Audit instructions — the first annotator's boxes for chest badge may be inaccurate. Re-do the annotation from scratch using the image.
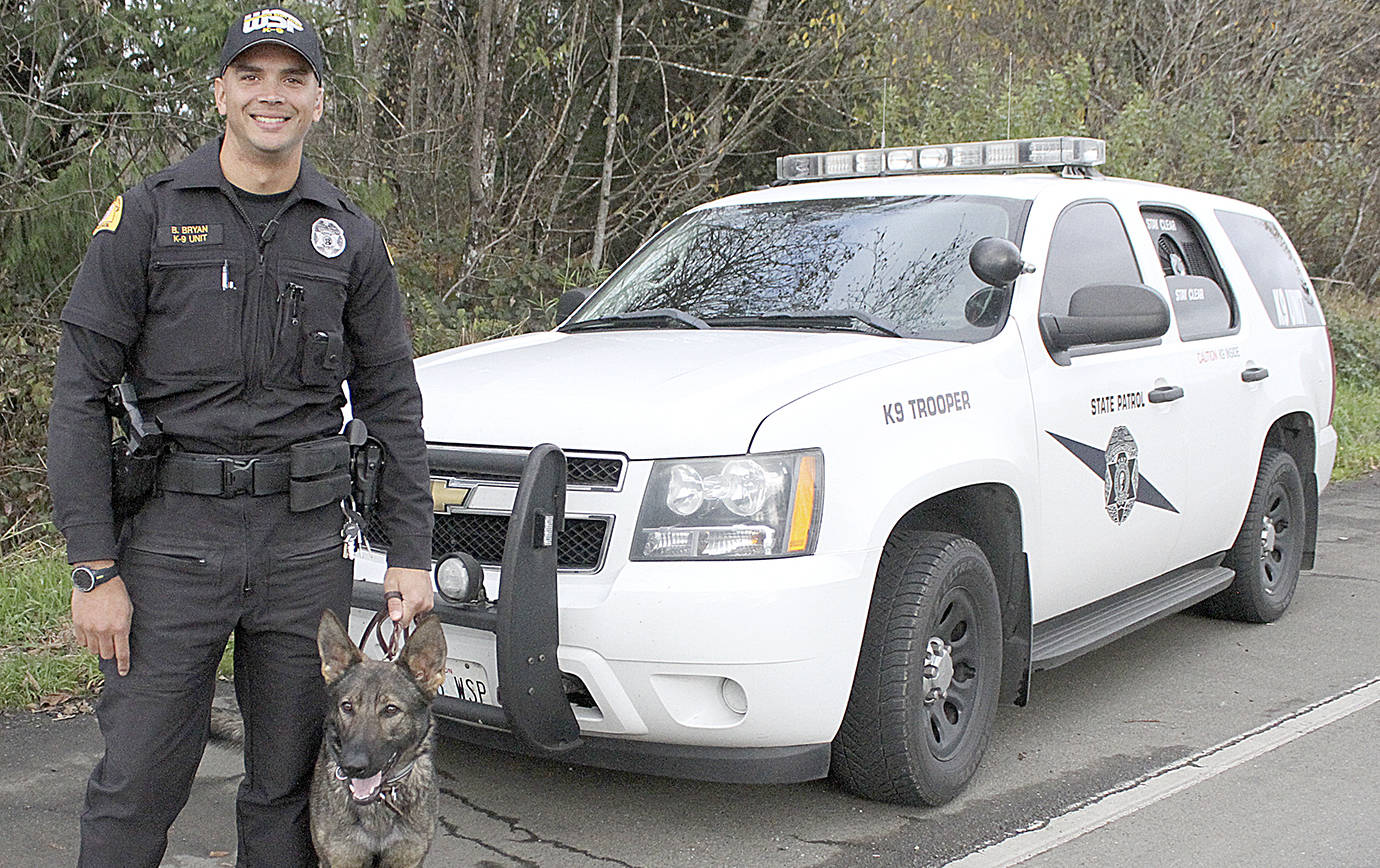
[312,218,347,258]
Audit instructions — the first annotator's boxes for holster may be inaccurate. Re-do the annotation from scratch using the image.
[342,418,385,521]
[350,437,385,520]
[110,437,161,521]
[106,382,165,524]
[288,436,352,512]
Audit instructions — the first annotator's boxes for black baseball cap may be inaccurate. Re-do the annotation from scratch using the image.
[219,8,324,81]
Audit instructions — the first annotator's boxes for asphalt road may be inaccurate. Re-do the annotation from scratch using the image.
[2,473,1376,867]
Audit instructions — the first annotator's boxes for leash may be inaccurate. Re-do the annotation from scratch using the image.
[358,591,409,661]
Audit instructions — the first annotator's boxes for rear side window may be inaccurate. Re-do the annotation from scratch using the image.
[1141,208,1236,341]
[1215,210,1323,328]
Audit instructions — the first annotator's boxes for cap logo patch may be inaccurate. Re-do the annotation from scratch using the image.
[312,218,346,258]
[93,195,123,235]
[243,9,304,35]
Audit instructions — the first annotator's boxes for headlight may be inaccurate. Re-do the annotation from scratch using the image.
[632,449,823,560]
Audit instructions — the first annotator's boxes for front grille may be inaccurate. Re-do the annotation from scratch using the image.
[428,446,625,490]
[568,456,623,488]
[367,512,610,571]
[364,445,620,571]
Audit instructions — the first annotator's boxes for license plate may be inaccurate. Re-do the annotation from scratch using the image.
[441,658,495,705]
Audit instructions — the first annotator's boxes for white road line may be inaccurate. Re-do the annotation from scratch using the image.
[948,676,1380,868]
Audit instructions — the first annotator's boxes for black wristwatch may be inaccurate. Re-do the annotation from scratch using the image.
[71,563,120,593]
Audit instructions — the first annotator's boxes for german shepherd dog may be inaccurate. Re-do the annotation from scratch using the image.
[310,609,448,868]
[208,611,447,866]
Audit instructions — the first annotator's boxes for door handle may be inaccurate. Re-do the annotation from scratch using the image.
[1241,367,1270,383]
[1148,385,1184,403]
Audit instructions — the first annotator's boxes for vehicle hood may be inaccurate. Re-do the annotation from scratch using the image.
[414,329,955,457]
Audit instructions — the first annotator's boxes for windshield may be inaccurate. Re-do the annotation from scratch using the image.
[570,195,1029,341]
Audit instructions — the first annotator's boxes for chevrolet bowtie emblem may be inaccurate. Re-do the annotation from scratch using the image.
[430,478,472,514]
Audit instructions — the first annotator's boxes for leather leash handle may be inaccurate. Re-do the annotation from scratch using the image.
[357,602,411,661]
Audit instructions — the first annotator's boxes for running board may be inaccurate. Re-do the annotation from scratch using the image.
[1031,563,1235,670]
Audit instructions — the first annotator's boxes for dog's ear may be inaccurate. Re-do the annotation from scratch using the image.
[317,609,363,684]
[398,614,448,695]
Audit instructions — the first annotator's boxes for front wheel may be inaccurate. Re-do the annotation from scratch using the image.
[1202,448,1306,623]
[831,530,1002,805]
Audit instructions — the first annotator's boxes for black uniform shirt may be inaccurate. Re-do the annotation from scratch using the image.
[49,139,432,568]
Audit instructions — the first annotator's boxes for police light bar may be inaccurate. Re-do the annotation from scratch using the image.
[776,136,1106,182]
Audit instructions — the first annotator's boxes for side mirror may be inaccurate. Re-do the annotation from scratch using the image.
[1039,283,1171,351]
[554,287,592,325]
[969,237,1026,287]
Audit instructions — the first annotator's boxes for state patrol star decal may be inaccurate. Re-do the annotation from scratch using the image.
[1047,428,1178,524]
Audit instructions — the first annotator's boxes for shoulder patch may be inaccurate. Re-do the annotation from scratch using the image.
[93,196,123,235]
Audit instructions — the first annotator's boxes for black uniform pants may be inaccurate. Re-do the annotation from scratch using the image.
[78,490,352,868]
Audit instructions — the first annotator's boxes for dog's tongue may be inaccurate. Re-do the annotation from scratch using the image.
[349,771,383,801]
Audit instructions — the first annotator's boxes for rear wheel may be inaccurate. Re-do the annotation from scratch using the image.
[1202,448,1305,623]
[831,530,1002,805]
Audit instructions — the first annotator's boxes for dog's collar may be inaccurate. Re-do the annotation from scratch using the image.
[384,758,417,786]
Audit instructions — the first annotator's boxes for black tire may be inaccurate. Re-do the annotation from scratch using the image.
[831,530,1002,805]
[1201,448,1306,623]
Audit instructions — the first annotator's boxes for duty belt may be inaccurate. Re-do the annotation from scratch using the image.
[157,437,353,511]
[159,453,291,497]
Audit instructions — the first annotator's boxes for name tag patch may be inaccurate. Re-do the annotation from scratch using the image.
[159,224,224,246]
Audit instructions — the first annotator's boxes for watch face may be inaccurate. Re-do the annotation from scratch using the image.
[72,567,96,592]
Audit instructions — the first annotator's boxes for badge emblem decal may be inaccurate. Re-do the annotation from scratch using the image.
[1103,425,1139,523]
[1047,429,1178,522]
[312,218,346,258]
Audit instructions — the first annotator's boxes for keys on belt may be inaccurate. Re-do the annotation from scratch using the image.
[340,500,366,560]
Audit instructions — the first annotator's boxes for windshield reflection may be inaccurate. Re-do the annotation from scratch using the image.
[573,196,1028,341]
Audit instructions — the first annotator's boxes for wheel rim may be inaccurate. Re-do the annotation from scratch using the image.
[1258,478,1298,594]
[921,585,984,761]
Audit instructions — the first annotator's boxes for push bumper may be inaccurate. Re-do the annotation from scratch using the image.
[351,444,868,784]
[356,444,579,754]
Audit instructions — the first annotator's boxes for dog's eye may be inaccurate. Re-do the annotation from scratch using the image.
[339,700,354,715]
[381,703,401,717]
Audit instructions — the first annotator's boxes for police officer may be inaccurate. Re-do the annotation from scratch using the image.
[46,8,433,866]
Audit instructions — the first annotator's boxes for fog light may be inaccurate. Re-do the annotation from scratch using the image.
[435,552,485,604]
[720,678,748,715]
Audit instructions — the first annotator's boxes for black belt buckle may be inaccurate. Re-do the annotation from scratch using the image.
[220,457,258,497]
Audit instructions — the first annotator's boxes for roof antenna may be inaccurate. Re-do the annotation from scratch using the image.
[1006,53,1013,139]
[881,74,888,150]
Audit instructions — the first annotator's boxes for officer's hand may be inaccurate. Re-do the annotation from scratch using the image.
[71,577,133,677]
[383,566,433,628]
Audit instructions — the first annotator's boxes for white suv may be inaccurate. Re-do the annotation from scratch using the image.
[351,136,1336,805]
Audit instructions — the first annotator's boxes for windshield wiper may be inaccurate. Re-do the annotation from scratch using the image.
[563,308,711,332]
[705,309,911,338]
